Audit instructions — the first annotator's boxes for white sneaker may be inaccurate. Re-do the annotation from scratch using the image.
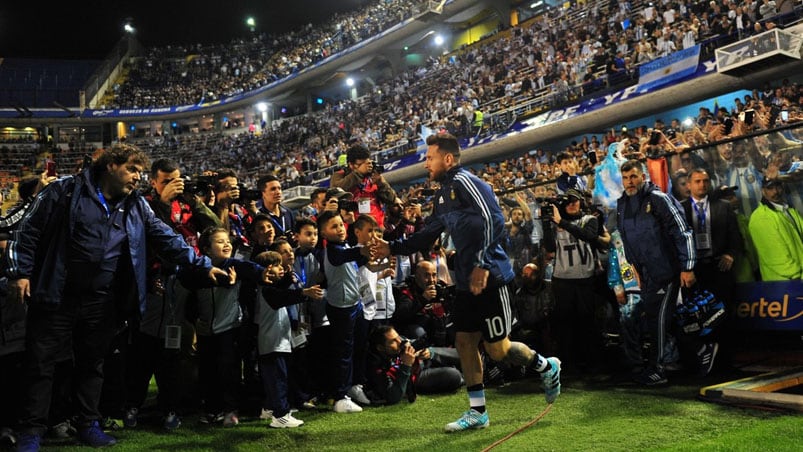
[333,396,363,413]
[222,411,239,427]
[347,384,371,406]
[270,413,304,429]
[261,407,297,420]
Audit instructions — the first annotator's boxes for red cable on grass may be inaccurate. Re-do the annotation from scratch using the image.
[481,403,554,452]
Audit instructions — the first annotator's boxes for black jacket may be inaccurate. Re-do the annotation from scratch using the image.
[680,197,742,261]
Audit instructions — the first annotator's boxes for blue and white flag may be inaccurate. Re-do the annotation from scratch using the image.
[638,45,700,93]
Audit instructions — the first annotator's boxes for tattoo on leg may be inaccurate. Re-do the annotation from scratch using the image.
[504,341,535,366]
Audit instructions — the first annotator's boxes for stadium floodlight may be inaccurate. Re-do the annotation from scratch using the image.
[346,77,355,87]
[256,102,268,112]
[246,16,256,32]
[123,17,135,34]
[434,35,444,46]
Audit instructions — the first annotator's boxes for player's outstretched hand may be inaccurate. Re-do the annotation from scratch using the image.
[470,267,489,295]
[371,237,391,260]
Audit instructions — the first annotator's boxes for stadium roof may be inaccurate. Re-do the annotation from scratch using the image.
[0,0,376,59]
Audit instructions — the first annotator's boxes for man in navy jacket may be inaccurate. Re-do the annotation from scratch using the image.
[3,144,225,452]
[617,159,696,386]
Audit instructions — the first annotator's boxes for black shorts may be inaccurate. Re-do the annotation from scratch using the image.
[451,283,513,343]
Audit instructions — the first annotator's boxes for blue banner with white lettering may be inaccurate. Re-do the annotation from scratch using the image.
[730,280,803,331]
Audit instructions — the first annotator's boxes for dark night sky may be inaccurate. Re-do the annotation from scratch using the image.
[0,0,372,60]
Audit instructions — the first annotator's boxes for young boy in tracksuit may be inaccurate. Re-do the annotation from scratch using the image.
[317,210,372,413]
[291,218,330,401]
[179,227,270,427]
[252,250,323,428]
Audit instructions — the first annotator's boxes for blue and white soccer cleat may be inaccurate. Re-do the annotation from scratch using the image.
[541,357,561,404]
[444,409,490,433]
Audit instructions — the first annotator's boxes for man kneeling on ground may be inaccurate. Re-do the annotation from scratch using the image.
[366,325,463,405]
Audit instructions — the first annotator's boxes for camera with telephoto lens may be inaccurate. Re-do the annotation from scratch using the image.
[399,335,426,351]
[435,284,456,309]
[182,175,217,197]
[338,199,358,211]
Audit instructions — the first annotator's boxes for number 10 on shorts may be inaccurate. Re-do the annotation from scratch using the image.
[485,316,505,339]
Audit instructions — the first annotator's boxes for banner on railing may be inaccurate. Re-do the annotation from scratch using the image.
[638,45,701,93]
[730,280,803,331]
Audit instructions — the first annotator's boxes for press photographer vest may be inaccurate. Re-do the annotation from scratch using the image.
[553,214,597,279]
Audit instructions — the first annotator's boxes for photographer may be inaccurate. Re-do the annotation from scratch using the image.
[366,325,463,405]
[502,192,534,275]
[122,159,223,430]
[330,144,401,228]
[324,187,358,245]
[639,127,677,158]
[0,173,54,443]
[542,189,603,374]
[383,197,426,284]
[510,260,555,355]
[392,261,456,348]
[212,169,253,259]
[147,160,221,253]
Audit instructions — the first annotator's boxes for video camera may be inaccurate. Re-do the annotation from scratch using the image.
[536,195,570,222]
[236,184,262,204]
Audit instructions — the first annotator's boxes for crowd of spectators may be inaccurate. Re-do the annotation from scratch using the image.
[0,145,42,180]
[388,81,802,382]
[116,75,802,206]
[1,99,798,444]
[105,0,802,127]
[108,0,430,109]
[454,81,803,215]
[95,0,802,196]
[1,22,802,447]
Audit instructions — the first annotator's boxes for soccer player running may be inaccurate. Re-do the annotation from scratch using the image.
[373,132,560,432]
